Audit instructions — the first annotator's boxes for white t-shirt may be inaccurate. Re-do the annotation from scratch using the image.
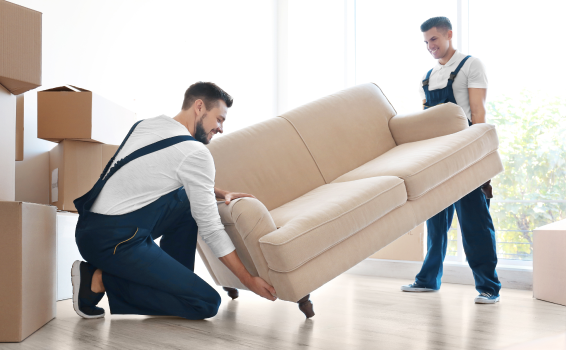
[419,50,488,120]
[90,115,235,258]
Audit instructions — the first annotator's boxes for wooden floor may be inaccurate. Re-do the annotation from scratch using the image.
[2,262,565,350]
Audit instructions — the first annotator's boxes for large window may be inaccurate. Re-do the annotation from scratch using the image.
[469,0,566,263]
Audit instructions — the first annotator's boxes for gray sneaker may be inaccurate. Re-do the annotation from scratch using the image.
[400,282,438,292]
[474,292,500,304]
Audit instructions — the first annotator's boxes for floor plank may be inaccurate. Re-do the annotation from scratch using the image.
[1,262,565,350]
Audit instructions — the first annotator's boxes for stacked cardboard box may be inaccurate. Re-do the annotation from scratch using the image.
[533,219,566,307]
[0,202,56,343]
[37,85,136,211]
[0,0,41,199]
[0,2,56,343]
[49,140,119,211]
[0,0,42,95]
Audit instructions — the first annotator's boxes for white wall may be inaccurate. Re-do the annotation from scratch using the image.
[11,0,277,204]
[283,0,348,112]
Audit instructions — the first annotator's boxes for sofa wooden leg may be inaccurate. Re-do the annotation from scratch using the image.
[223,287,239,300]
[297,294,315,318]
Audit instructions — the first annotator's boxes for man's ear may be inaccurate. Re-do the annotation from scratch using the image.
[194,99,205,115]
[447,30,453,40]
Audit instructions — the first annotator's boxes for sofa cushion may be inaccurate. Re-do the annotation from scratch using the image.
[259,176,406,273]
[207,117,326,211]
[332,124,499,200]
[279,83,397,183]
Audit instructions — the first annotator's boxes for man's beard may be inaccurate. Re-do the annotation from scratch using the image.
[194,114,210,144]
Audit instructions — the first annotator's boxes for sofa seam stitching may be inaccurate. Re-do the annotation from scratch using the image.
[278,116,328,184]
[371,82,398,117]
[260,180,406,247]
[241,215,264,241]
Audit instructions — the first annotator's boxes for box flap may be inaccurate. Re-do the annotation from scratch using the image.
[40,85,90,93]
[68,85,90,92]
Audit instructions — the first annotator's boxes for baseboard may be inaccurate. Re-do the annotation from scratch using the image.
[346,258,533,290]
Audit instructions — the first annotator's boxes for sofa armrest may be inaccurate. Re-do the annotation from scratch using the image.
[217,197,277,284]
[389,102,469,145]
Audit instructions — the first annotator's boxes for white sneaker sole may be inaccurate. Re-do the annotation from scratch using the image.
[71,260,105,319]
[474,296,500,304]
[400,286,438,292]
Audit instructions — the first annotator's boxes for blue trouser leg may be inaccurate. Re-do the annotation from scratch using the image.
[415,204,455,289]
[151,189,199,271]
[455,187,501,296]
[75,189,221,320]
[77,225,220,319]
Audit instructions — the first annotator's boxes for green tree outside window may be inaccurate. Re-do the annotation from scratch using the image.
[487,92,566,260]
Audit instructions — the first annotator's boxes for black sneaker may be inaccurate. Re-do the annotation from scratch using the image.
[71,260,106,319]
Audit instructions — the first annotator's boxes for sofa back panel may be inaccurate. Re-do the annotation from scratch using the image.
[279,83,398,183]
[207,117,325,211]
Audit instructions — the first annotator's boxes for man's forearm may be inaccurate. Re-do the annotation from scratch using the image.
[471,108,486,124]
[218,250,252,285]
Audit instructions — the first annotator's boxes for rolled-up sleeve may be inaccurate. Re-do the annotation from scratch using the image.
[176,148,235,258]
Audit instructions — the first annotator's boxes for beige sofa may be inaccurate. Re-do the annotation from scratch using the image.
[196,83,503,317]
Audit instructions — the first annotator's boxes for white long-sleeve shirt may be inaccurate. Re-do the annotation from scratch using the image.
[90,115,235,258]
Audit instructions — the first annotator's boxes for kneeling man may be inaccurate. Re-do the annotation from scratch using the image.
[72,82,276,320]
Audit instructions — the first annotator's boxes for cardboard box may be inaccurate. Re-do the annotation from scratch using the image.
[533,219,566,306]
[370,223,425,261]
[0,83,16,201]
[0,201,56,343]
[49,140,119,212]
[38,85,136,144]
[56,212,81,301]
[16,94,24,161]
[0,0,42,95]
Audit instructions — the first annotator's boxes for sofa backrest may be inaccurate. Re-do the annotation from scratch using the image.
[207,117,325,211]
[279,83,397,183]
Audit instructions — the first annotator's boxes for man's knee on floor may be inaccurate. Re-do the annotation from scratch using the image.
[184,288,221,319]
[205,289,222,318]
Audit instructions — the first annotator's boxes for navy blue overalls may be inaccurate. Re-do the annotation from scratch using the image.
[74,120,221,319]
[416,56,501,295]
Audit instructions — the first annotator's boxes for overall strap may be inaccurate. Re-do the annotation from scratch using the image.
[422,68,434,86]
[448,55,472,81]
[100,120,144,180]
[102,135,196,181]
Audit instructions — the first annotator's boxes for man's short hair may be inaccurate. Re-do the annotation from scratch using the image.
[420,16,452,33]
[182,82,233,110]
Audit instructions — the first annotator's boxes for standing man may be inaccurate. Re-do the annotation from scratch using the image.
[71,82,276,320]
[401,17,501,304]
